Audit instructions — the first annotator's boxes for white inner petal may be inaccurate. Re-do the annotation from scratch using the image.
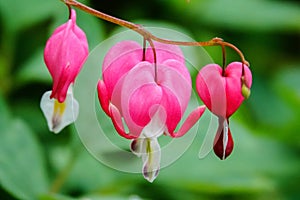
[40,87,79,133]
[129,105,165,182]
[141,105,166,138]
[142,137,161,183]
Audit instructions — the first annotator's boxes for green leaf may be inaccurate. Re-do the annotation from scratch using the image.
[11,99,51,135]
[0,0,62,34]
[248,78,295,128]
[16,48,52,85]
[274,66,300,105]
[40,193,139,200]
[0,94,11,131]
[172,0,300,32]
[83,195,144,200]
[40,193,77,200]
[49,143,120,193]
[270,66,300,146]
[0,119,49,200]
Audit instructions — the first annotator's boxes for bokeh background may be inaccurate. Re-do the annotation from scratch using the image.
[0,0,300,199]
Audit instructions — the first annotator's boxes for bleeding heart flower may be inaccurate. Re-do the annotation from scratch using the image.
[196,62,252,159]
[40,9,89,133]
[98,41,205,182]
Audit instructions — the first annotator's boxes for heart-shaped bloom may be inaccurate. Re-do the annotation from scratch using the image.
[40,9,89,133]
[98,41,205,182]
[196,62,252,159]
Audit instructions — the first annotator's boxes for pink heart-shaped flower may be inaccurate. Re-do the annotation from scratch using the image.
[196,62,252,118]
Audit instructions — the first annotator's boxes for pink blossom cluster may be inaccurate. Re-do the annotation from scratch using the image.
[40,9,252,182]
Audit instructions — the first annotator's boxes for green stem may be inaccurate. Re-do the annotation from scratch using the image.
[0,31,15,96]
[221,44,226,75]
[49,151,77,193]
[49,134,81,194]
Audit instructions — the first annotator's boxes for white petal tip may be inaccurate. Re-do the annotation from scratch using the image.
[40,89,79,134]
[143,166,160,183]
[139,138,161,183]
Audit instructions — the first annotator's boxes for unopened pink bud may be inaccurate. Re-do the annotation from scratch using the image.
[44,9,89,103]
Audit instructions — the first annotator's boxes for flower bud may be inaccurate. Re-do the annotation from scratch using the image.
[41,9,88,133]
[241,76,251,99]
[44,9,89,103]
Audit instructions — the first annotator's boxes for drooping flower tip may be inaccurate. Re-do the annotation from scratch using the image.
[143,165,160,183]
[44,8,89,103]
[141,138,161,183]
[213,127,234,160]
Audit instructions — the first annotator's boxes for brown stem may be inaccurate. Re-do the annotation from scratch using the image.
[147,39,158,83]
[63,0,140,31]
[66,3,71,19]
[142,38,158,82]
[63,0,249,66]
[142,38,146,61]
[221,44,226,75]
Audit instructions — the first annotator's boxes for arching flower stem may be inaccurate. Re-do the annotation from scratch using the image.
[66,3,72,19]
[147,39,158,83]
[62,0,249,66]
[142,37,158,82]
[142,38,146,61]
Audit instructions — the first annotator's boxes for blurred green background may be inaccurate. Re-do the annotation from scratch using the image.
[0,0,300,199]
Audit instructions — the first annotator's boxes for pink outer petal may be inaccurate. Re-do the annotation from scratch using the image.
[102,41,142,71]
[157,59,192,132]
[109,104,136,139]
[44,9,88,102]
[159,87,182,133]
[100,41,190,139]
[145,41,185,64]
[97,80,110,116]
[102,41,143,99]
[44,21,72,95]
[196,64,227,118]
[119,62,159,138]
[225,62,252,117]
[71,10,89,52]
[168,105,206,138]
[120,61,192,138]
[158,60,191,115]
[128,84,163,127]
[162,59,191,89]
[102,41,187,102]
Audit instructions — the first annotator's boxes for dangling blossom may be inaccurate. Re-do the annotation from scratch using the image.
[40,9,89,133]
[98,41,206,182]
[196,62,252,159]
